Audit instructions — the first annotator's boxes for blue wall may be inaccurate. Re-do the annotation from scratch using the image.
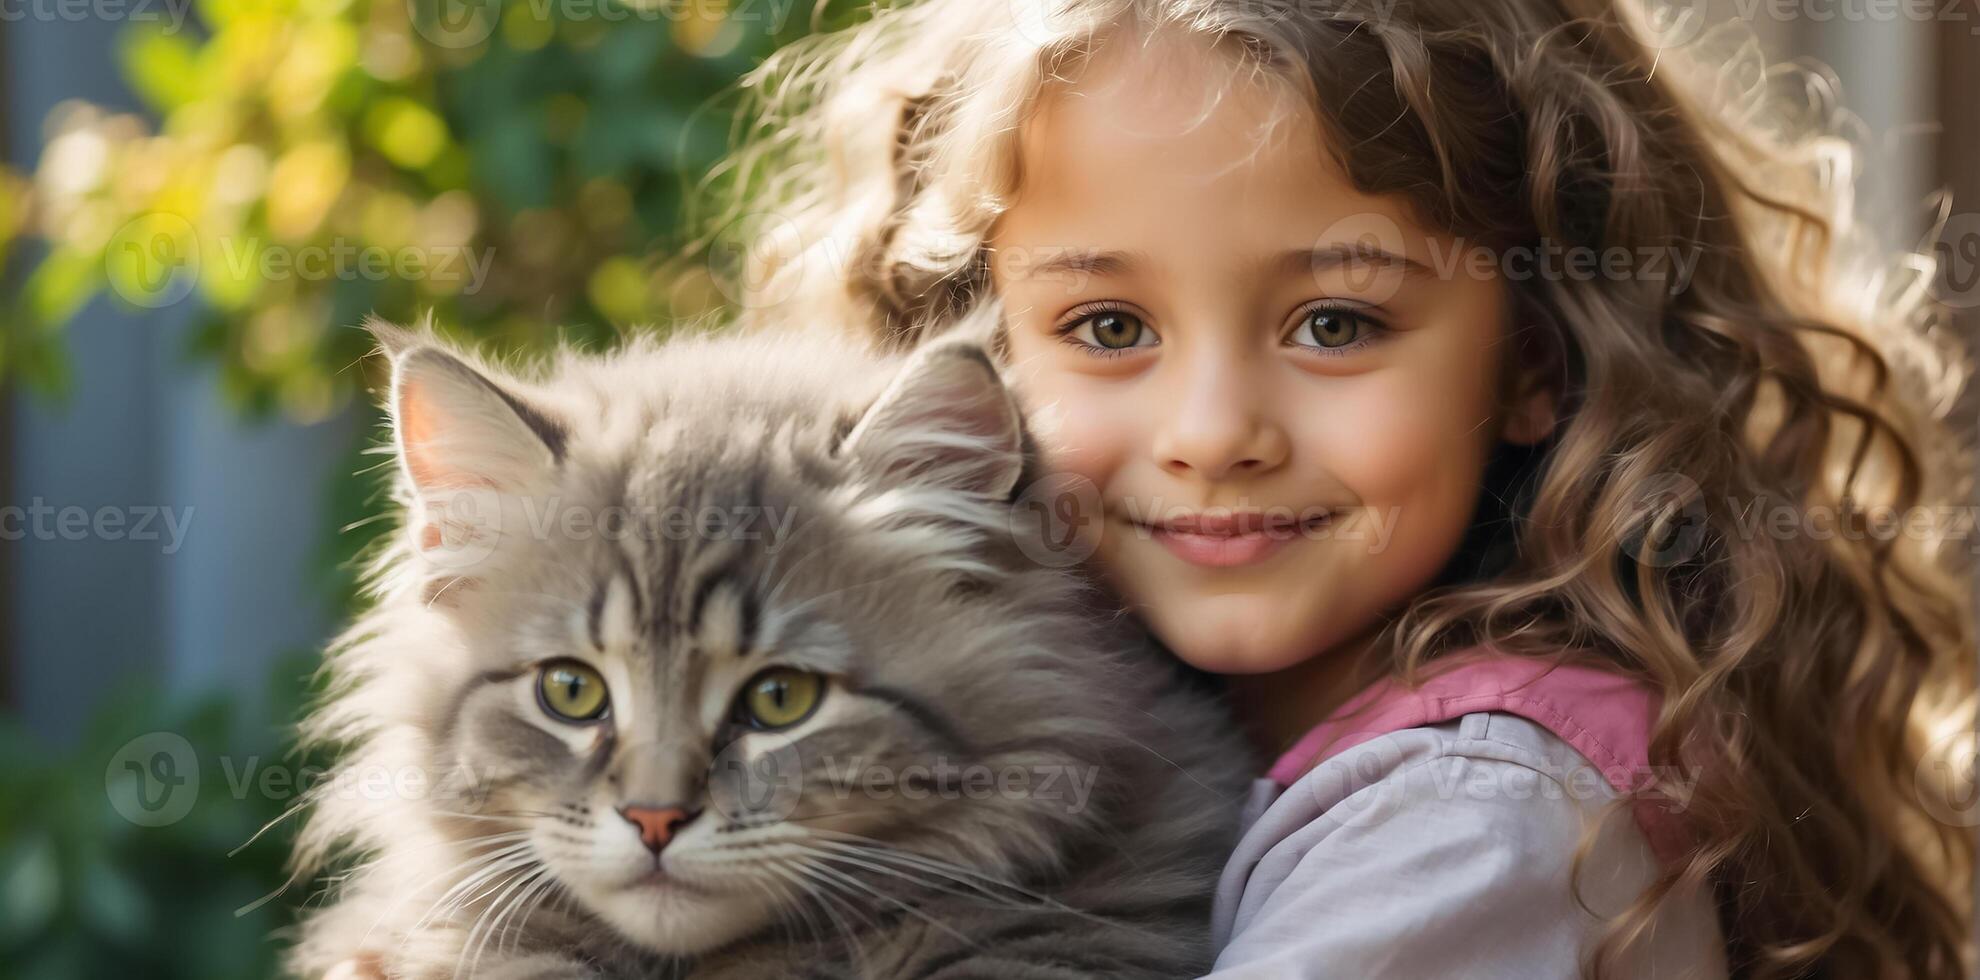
[5,16,354,744]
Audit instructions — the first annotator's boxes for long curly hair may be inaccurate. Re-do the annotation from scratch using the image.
[693,1,1980,975]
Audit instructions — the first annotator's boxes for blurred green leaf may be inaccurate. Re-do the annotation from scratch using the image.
[0,835,61,946]
[119,27,205,112]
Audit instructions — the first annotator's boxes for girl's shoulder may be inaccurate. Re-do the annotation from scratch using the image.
[1203,649,1728,979]
[1267,645,1687,862]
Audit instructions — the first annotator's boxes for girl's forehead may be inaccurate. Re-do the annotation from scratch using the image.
[1031,28,1304,154]
[1000,36,1441,279]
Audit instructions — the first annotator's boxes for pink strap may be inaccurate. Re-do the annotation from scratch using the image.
[1267,646,1690,867]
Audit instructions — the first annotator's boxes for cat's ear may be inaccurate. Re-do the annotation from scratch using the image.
[370,317,565,494]
[841,339,1025,499]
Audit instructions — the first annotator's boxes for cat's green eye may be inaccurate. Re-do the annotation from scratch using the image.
[537,660,610,722]
[735,667,824,730]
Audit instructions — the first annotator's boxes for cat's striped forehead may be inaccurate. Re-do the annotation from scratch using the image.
[552,435,849,676]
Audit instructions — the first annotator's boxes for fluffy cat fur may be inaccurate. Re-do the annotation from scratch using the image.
[285,312,1251,979]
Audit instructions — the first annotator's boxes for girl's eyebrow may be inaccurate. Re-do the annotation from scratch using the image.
[1022,248,1148,279]
[1014,243,1434,282]
[1282,243,1435,280]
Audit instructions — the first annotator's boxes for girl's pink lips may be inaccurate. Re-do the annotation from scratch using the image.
[1131,510,1332,569]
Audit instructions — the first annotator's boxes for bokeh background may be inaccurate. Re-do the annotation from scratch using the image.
[0,0,1974,977]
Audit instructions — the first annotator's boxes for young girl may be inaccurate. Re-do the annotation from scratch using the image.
[711,0,1980,975]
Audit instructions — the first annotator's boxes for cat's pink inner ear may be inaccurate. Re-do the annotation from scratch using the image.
[387,347,562,495]
[397,373,495,491]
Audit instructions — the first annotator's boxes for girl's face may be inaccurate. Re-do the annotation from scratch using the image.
[991,36,1550,676]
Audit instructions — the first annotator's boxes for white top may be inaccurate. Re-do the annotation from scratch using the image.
[1202,711,1730,978]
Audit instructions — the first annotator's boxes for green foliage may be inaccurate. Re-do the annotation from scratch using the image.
[0,654,329,980]
[1,0,854,415]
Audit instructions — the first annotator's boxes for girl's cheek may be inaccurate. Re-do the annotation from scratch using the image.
[1014,373,1137,487]
[1292,369,1494,564]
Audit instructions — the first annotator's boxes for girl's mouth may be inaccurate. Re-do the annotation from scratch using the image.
[1130,510,1331,569]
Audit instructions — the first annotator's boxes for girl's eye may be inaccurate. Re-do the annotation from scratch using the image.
[1059,307,1157,356]
[1286,305,1384,354]
[734,667,826,730]
[537,660,610,722]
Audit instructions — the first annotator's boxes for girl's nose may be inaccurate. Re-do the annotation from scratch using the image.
[1152,356,1290,482]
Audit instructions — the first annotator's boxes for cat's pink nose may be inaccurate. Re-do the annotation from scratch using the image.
[618,805,694,854]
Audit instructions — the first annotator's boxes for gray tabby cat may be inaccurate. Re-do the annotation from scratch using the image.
[285,312,1251,980]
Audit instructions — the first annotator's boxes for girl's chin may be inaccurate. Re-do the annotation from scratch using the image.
[1146,608,1329,676]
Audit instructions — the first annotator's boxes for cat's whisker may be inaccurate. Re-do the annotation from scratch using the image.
[740,845,884,936]
[459,865,546,980]
[357,833,533,948]
[802,832,1161,937]
[753,865,832,955]
[801,843,1034,912]
[492,868,559,962]
[231,782,333,858]
[765,860,870,970]
[427,808,569,828]
[401,846,540,948]
[799,859,976,948]
[768,859,879,942]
